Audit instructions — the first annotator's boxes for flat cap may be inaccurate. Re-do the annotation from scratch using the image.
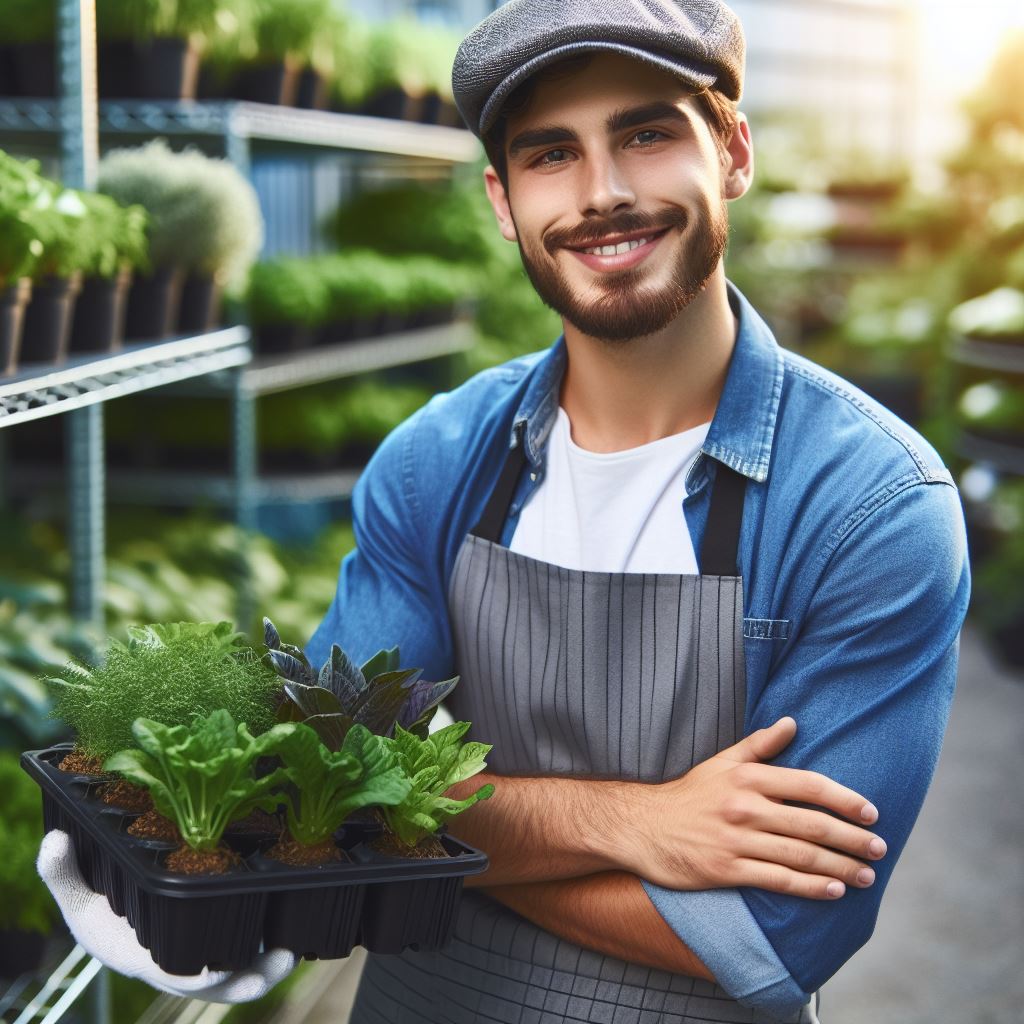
[453,0,745,140]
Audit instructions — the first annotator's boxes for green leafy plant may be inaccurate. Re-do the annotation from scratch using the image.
[949,288,1024,341]
[95,0,230,42]
[0,0,55,44]
[378,722,494,852]
[45,621,281,761]
[77,191,150,279]
[247,257,330,328]
[249,0,329,64]
[274,722,410,848]
[0,751,58,933]
[0,151,49,286]
[105,711,294,852]
[99,141,262,287]
[264,618,458,749]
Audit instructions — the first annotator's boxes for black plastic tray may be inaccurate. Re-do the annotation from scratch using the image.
[23,744,489,973]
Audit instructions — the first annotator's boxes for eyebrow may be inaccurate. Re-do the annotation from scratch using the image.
[507,101,692,160]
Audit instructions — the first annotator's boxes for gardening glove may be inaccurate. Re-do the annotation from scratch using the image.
[37,830,296,1003]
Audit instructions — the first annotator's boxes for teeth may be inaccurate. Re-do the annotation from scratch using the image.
[583,237,650,256]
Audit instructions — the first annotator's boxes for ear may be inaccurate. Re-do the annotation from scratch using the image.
[483,165,519,243]
[723,113,754,201]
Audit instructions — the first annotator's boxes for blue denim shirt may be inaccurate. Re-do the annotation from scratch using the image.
[307,282,971,1019]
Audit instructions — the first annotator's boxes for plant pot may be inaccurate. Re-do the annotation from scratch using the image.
[362,87,424,122]
[124,267,184,341]
[0,44,14,95]
[254,323,313,353]
[69,268,132,354]
[295,67,327,110]
[0,928,49,979]
[990,621,1024,670]
[0,278,32,377]
[97,39,134,98]
[177,274,221,335]
[9,41,56,97]
[844,372,923,426]
[130,37,199,101]
[20,273,83,366]
[23,746,490,970]
[230,61,298,106]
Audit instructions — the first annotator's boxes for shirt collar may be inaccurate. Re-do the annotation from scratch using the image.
[512,281,785,484]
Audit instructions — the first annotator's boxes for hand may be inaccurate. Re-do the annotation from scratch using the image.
[37,830,295,1002]
[610,718,888,900]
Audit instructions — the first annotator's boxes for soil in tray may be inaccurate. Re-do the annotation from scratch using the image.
[128,810,180,844]
[58,749,106,775]
[99,780,153,813]
[226,808,280,836]
[265,835,346,867]
[165,845,241,875]
[370,832,449,859]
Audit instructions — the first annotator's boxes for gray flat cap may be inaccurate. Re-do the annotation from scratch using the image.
[453,0,745,140]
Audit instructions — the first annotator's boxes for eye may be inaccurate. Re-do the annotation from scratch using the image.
[631,129,665,147]
[536,148,572,166]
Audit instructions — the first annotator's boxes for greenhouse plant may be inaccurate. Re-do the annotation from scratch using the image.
[0,0,56,97]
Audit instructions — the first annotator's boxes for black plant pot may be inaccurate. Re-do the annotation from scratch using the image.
[0,278,32,377]
[230,61,298,106]
[295,67,327,110]
[123,267,184,341]
[362,87,423,122]
[0,929,49,980]
[9,41,56,97]
[990,621,1024,670]
[254,323,313,353]
[20,274,82,366]
[131,37,199,101]
[69,268,132,354]
[177,274,221,335]
[97,39,136,98]
[0,44,15,95]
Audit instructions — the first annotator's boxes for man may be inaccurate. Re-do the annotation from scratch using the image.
[38,1,969,1021]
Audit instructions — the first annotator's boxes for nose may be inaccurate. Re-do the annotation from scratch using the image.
[578,150,636,218]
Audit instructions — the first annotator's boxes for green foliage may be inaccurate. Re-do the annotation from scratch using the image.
[78,191,150,278]
[0,0,55,45]
[275,722,410,846]
[957,381,1024,433]
[361,18,458,97]
[247,258,330,327]
[0,151,48,286]
[973,481,1024,630]
[99,140,264,284]
[95,0,229,42]
[0,751,57,933]
[46,621,281,760]
[250,0,329,64]
[105,711,294,852]
[949,288,1024,340]
[378,722,494,850]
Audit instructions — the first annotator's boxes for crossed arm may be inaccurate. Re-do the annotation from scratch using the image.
[445,717,886,985]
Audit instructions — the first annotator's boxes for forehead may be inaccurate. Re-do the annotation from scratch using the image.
[504,52,694,137]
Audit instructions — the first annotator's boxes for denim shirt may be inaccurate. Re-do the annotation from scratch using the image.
[307,282,971,1019]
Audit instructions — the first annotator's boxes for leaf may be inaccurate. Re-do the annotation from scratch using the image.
[320,645,366,709]
[263,617,282,651]
[303,711,354,753]
[396,675,459,736]
[352,672,412,736]
[268,648,317,687]
[359,646,400,682]
[283,681,342,720]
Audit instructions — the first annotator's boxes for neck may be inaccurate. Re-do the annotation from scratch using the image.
[559,268,737,453]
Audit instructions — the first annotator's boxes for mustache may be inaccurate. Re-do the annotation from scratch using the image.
[544,208,687,256]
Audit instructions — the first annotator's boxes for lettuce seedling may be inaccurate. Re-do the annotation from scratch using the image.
[378,722,495,851]
[104,710,296,853]
[275,722,411,847]
[263,617,458,749]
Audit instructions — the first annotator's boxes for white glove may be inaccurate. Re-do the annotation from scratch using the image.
[37,830,296,1003]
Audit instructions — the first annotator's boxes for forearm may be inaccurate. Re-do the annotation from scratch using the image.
[446,772,631,886]
[482,872,714,982]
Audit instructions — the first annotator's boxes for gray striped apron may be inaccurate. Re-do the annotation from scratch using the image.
[352,429,818,1023]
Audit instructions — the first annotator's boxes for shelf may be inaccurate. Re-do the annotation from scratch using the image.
[0,327,251,428]
[949,336,1024,376]
[958,432,1024,477]
[0,99,480,164]
[177,319,476,397]
[14,466,362,506]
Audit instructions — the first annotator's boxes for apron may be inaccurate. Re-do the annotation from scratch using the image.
[351,426,820,1023]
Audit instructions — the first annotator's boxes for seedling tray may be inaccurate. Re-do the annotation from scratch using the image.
[23,744,489,973]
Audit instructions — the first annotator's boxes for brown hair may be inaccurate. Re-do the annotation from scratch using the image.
[483,55,740,192]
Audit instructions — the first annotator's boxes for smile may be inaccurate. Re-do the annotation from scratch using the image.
[566,228,671,272]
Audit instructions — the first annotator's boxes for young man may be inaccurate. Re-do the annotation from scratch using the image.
[38,1,969,1020]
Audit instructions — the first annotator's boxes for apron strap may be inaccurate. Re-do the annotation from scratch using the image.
[471,422,528,542]
[700,460,747,577]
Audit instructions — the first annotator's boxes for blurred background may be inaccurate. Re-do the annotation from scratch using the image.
[0,0,1021,1021]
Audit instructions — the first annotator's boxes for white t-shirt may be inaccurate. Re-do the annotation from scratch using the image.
[509,407,711,574]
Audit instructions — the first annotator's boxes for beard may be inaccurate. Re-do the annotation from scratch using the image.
[512,194,729,343]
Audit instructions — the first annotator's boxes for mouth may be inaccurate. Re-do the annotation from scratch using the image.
[564,226,673,273]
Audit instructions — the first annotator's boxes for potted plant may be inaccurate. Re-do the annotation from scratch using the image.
[95,0,229,100]
[0,751,59,979]
[0,0,56,98]
[19,186,92,366]
[247,257,329,351]
[361,19,438,122]
[68,192,149,354]
[949,287,1024,346]
[0,150,44,375]
[228,0,328,106]
[326,16,373,115]
[99,138,262,339]
[105,711,294,874]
